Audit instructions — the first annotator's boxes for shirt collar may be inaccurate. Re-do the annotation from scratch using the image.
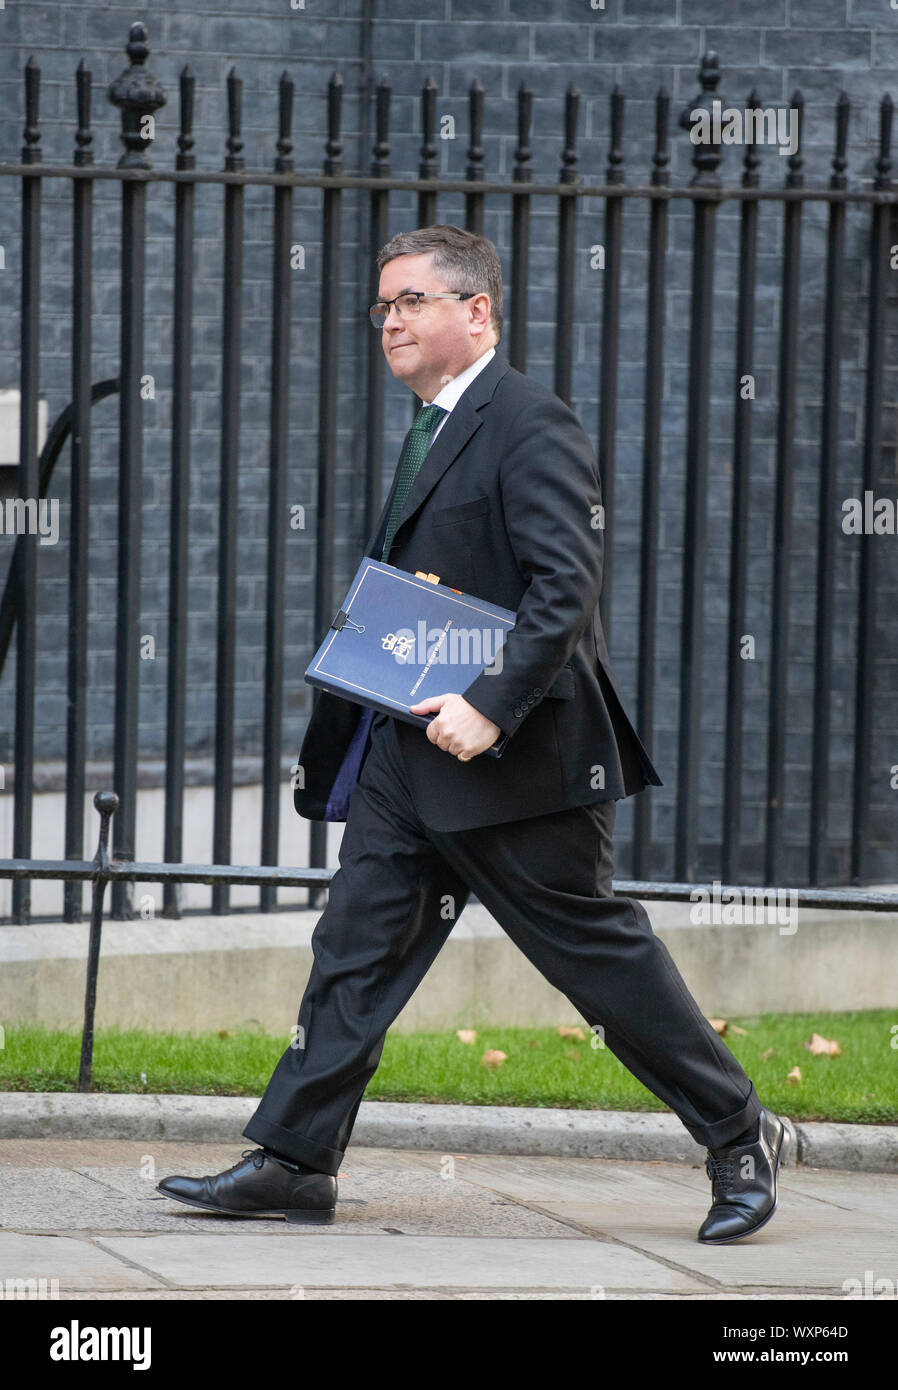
[423,345,496,412]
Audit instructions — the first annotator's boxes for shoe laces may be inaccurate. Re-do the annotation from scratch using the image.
[705,1154,736,1192]
[224,1148,267,1174]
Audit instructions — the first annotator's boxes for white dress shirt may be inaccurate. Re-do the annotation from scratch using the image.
[423,345,496,445]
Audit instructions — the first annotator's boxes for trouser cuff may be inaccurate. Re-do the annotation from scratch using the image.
[679,1081,764,1150]
[243,1112,344,1177]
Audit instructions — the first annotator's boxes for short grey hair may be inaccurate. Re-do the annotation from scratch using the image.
[376,224,503,342]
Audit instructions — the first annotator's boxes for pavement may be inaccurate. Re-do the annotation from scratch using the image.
[2,1096,898,1301]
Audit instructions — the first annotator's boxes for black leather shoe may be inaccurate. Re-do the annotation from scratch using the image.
[697,1108,792,1244]
[156,1149,337,1224]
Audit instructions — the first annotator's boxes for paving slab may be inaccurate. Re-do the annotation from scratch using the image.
[93,1232,706,1295]
[0,1232,167,1292]
[778,1167,898,1218]
[581,1197,898,1295]
[1,1142,582,1240]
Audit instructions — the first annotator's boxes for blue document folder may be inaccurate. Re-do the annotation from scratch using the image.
[305,558,517,758]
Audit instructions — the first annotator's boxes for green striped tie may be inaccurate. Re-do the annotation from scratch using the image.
[381,403,447,563]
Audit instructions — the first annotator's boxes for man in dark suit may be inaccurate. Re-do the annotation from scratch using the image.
[158,225,789,1242]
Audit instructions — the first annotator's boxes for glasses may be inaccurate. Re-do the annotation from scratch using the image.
[367,290,475,327]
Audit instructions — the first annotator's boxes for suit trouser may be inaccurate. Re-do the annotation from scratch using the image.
[243,713,762,1175]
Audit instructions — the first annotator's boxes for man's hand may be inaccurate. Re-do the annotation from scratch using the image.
[409,693,501,761]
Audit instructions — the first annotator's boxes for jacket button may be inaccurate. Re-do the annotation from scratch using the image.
[513,707,522,718]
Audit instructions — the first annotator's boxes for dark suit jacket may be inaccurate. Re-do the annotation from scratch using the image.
[294,349,662,832]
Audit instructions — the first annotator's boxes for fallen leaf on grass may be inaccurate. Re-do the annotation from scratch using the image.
[803,1032,841,1057]
[456,1029,477,1044]
[730,1025,748,1036]
[558,1025,586,1041]
[708,1018,728,1036]
[482,1049,507,1069]
[759,1048,775,1061]
[785,1066,802,1084]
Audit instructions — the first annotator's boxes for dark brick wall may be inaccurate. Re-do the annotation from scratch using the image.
[0,0,895,883]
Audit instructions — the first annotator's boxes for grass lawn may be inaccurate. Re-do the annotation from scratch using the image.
[1,1012,895,1123]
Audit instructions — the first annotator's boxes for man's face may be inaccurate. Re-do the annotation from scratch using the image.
[377,252,494,401]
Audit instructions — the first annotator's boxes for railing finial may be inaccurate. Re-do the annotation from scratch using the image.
[680,50,723,189]
[107,22,167,171]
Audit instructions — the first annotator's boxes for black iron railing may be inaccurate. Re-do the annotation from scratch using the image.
[1,23,896,929]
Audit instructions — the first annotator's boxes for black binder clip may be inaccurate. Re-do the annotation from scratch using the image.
[331,609,365,635]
